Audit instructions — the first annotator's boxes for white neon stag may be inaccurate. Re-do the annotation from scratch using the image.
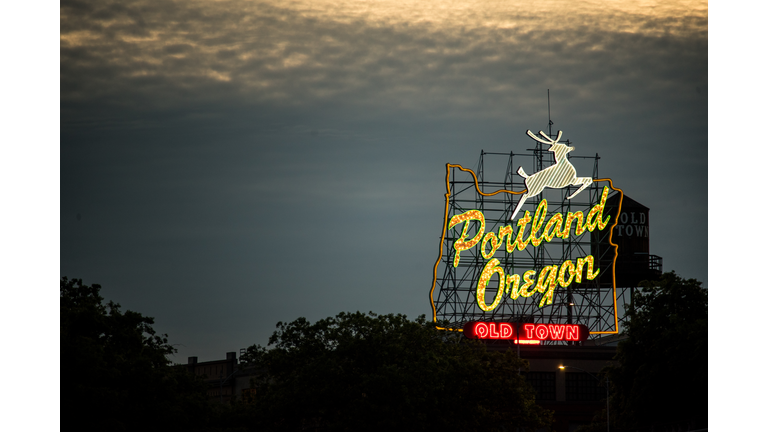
[509,130,593,220]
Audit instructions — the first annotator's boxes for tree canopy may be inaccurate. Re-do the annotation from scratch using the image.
[234,311,553,432]
[60,277,211,432]
[595,272,708,431]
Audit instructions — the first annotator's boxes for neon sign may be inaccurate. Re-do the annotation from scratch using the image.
[451,191,609,310]
[429,129,625,335]
[463,321,590,342]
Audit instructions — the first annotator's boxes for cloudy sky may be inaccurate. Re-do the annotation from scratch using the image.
[57,0,708,362]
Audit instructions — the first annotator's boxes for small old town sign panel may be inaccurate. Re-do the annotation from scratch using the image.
[463,321,590,343]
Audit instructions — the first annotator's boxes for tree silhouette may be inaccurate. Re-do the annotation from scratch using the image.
[234,311,553,432]
[60,277,211,432]
[583,272,707,432]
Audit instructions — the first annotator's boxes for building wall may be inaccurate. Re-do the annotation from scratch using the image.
[185,352,238,403]
[486,342,616,432]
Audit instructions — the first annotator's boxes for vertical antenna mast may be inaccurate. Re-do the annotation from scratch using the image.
[547,89,553,138]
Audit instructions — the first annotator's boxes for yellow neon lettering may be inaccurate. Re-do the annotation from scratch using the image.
[594,186,611,231]
[519,270,537,297]
[514,211,532,251]
[506,274,521,300]
[575,255,600,282]
[528,199,548,247]
[543,213,564,242]
[585,206,600,232]
[480,232,501,260]
[432,165,622,331]
[584,187,611,232]
[499,225,516,253]
[476,258,505,311]
[562,211,585,238]
[536,265,559,307]
[449,210,485,267]
[558,260,576,288]
[596,186,611,230]
[535,265,558,294]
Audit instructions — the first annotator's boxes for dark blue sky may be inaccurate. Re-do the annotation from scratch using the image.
[56,0,711,363]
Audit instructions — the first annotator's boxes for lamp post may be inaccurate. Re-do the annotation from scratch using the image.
[559,365,609,432]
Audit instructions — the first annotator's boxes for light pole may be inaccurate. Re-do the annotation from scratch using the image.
[559,365,609,432]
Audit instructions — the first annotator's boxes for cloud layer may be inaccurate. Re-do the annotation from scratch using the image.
[61,0,708,361]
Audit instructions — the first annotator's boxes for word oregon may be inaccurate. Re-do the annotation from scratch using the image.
[476,256,601,310]
[448,186,611,311]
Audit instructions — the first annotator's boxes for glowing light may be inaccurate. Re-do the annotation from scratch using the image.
[558,260,576,288]
[446,187,611,270]
[549,325,565,339]
[476,258,505,311]
[565,211,586,237]
[520,323,588,341]
[480,232,501,259]
[464,322,589,341]
[500,323,513,338]
[519,270,537,297]
[529,199,548,247]
[475,322,489,338]
[450,189,610,261]
[575,255,600,282]
[428,162,625,335]
[535,265,559,307]
[587,186,611,231]
[496,225,512,252]
[463,321,515,340]
[523,324,535,339]
[489,323,500,338]
[514,211,532,250]
[543,212,564,242]
[449,210,485,267]
[505,274,521,299]
[536,266,557,293]
[484,257,600,308]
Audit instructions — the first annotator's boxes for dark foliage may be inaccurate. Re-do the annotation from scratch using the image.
[582,272,707,432]
[60,277,212,432]
[231,312,553,432]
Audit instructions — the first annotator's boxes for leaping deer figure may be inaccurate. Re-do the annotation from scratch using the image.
[509,130,592,220]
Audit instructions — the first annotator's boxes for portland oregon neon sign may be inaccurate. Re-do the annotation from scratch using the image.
[429,129,624,337]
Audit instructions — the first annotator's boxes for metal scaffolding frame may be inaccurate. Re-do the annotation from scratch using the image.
[432,133,635,343]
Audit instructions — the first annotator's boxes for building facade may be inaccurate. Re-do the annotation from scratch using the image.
[486,338,619,432]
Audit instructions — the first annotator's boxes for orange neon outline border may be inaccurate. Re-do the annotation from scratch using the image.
[429,163,624,335]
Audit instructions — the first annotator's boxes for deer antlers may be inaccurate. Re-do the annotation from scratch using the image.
[525,130,563,145]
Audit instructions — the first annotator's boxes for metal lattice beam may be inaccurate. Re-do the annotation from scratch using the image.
[432,143,634,344]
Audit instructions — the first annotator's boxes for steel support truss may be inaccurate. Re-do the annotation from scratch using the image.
[432,139,635,343]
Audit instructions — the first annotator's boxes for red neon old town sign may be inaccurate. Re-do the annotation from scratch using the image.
[462,321,589,342]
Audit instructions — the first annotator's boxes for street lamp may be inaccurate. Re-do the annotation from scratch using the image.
[559,365,609,432]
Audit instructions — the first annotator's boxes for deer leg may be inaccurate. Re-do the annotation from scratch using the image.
[566,178,593,200]
[510,193,529,221]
